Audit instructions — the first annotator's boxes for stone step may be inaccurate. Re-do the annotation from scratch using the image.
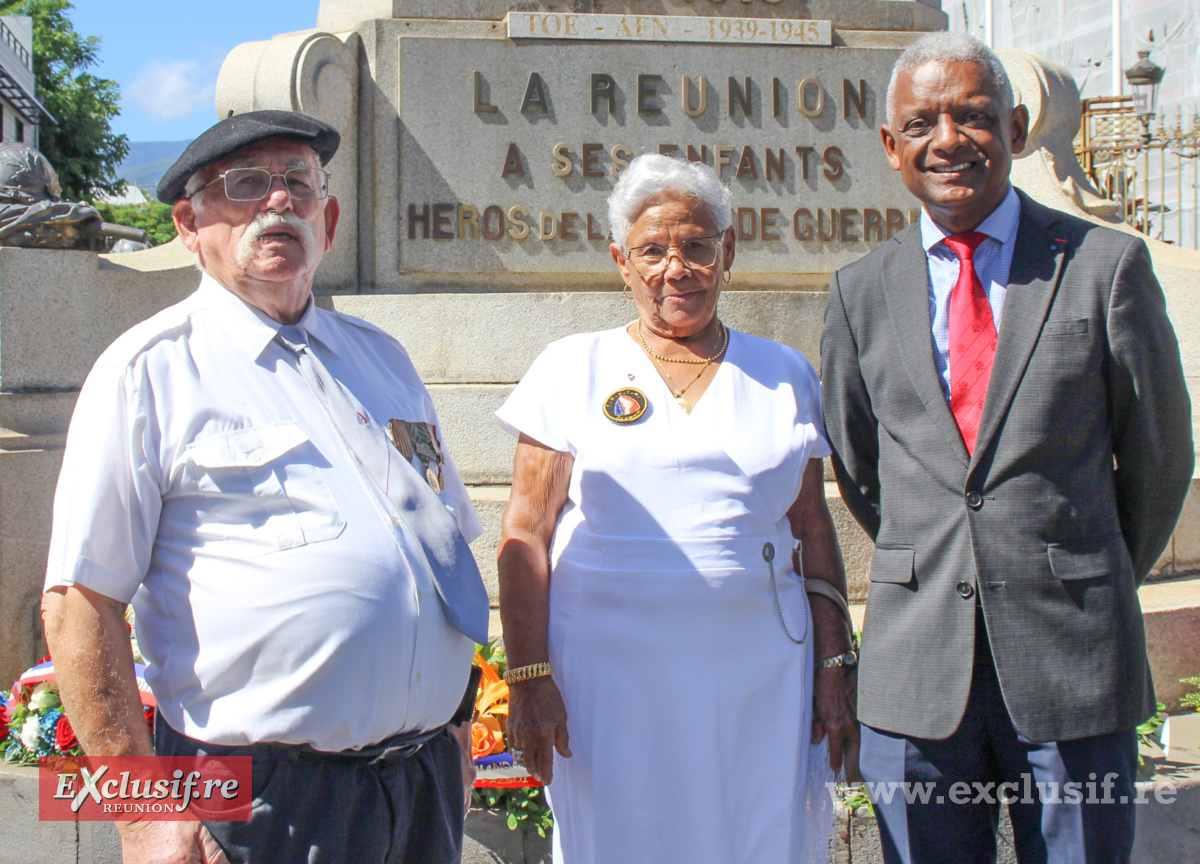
[1141,576,1200,712]
[327,290,827,386]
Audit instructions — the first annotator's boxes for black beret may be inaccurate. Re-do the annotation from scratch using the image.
[156,110,340,204]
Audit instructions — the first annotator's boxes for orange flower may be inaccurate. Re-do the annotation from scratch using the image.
[473,652,510,722]
[471,717,506,760]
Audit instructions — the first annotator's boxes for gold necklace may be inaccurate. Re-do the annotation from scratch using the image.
[637,321,728,413]
[637,320,727,365]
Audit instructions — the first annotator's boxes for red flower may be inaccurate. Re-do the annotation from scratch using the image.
[55,715,79,752]
[0,701,9,743]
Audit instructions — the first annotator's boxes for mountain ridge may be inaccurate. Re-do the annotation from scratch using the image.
[118,140,191,190]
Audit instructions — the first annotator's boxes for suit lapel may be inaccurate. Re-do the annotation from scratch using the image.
[971,195,1067,466]
[883,227,971,467]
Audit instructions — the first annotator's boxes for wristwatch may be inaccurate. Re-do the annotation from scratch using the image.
[816,649,859,670]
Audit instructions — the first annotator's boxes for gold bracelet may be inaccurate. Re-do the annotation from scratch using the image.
[503,661,553,685]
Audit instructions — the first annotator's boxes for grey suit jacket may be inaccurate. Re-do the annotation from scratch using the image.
[821,191,1193,742]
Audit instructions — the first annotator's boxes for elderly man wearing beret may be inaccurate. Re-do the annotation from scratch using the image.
[40,110,489,864]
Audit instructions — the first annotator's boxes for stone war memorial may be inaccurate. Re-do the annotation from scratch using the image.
[2,1,1200,861]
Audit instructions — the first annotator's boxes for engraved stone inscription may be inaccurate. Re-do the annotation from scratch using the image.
[397,36,917,276]
[507,12,833,46]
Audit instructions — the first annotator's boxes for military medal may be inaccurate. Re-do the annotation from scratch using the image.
[388,419,445,490]
[603,388,648,424]
[389,419,414,461]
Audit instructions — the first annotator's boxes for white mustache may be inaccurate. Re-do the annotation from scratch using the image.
[236,211,316,269]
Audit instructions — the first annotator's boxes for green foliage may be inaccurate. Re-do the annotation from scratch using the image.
[472,785,555,837]
[1181,676,1200,712]
[0,0,129,201]
[1135,702,1167,770]
[476,638,507,672]
[96,200,177,247]
[839,784,875,817]
[470,639,552,836]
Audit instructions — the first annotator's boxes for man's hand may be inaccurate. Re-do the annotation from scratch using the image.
[812,666,859,778]
[505,677,571,785]
[449,721,476,813]
[117,820,228,864]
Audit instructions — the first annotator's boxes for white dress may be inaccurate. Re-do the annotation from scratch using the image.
[495,325,835,864]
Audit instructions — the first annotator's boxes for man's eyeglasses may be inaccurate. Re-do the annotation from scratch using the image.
[192,167,331,202]
[625,235,723,274]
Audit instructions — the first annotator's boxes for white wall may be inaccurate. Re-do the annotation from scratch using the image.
[951,0,1200,248]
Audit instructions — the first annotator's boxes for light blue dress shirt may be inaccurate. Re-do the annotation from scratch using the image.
[920,186,1022,401]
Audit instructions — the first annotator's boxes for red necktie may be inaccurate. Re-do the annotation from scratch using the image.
[945,232,995,456]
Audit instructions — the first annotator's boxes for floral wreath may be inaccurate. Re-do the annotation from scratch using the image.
[2,608,155,766]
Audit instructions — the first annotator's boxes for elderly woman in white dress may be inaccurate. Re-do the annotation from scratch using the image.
[494,154,857,864]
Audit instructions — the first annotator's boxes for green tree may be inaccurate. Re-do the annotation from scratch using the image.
[0,0,128,201]
[95,200,177,247]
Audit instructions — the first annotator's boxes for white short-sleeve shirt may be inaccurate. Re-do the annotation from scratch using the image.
[45,275,480,751]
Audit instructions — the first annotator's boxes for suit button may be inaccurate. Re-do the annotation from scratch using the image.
[966,491,983,510]
[957,581,975,599]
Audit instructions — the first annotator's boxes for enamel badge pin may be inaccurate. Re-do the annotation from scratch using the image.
[603,388,648,424]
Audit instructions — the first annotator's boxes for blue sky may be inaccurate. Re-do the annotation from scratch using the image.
[70,1,321,143]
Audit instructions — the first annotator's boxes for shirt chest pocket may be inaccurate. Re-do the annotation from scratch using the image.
[181,423,346,554]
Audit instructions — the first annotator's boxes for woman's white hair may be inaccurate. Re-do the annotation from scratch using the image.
[886,32,1015,126]
[607,153,733,251]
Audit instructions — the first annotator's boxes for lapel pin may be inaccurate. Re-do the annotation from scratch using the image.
[604,388,648,424]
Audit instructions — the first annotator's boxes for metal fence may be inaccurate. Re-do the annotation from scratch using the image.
[1076,95,1200,250]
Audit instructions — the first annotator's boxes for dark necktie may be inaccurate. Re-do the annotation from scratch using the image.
[276,325,489,645]
[944,232,996,456]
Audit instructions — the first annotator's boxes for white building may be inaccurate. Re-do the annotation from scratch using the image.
[0,15,52,149]
[950,0,1200,248]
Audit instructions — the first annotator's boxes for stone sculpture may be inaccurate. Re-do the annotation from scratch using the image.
[0,143,146,250]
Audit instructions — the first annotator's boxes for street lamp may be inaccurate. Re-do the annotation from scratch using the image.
[1122,49,1166,237]
[1125,50,1165,141]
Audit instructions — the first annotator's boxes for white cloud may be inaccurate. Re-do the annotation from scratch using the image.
[126,59,217,120]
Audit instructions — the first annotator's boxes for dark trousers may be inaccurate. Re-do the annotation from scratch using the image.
[859,622,1138,864]
[156,718,465,864]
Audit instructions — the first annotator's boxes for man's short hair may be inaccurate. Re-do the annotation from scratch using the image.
[886,32,1015,126]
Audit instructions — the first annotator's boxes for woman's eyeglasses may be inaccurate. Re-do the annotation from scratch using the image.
[625,235,723,274]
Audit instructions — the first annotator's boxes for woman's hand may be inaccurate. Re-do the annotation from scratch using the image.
[789,457,861,776]
[498,435,575,785]
[506,677,572,784]
[812,666,859,778]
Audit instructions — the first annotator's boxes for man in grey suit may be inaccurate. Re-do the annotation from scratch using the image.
[821,32,1193,864]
